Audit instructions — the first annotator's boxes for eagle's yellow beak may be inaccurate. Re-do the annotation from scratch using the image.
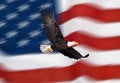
[74,42,79,45]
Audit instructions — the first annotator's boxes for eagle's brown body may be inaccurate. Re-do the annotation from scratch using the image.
[43,24,68,50]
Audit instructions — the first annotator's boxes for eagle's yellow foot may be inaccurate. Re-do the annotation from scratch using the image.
[40,45,53,53]
[48,48,53,52]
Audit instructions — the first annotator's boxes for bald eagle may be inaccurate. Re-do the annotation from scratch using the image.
[40,8,89,60]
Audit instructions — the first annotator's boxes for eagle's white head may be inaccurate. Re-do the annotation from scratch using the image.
[67,41,79,47]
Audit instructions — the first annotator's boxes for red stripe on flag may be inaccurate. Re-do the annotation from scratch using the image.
[0,67,3,78]
[65,31,120,50]
[0,64,5,78]
[3,61,120,83]
[59,4,120,24]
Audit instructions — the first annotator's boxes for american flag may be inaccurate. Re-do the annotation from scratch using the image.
[0,0,120,83]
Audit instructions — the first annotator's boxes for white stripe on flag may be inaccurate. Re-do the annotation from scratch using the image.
[60,18,120,37]
[2,46,120,70]
[57,0,120,13]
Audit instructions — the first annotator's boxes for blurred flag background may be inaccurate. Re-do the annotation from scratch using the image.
[0,0,120,83]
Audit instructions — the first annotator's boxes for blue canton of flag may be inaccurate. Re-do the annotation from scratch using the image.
[0,0,57,55]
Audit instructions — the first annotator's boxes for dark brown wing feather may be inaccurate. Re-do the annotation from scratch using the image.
[59,47,83,59]
[59,47,89,59]
[41,8,68,50]
[41,8,65,42]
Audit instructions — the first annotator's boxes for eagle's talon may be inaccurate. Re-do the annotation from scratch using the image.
[40,45,53,53]
[48,48,53,52]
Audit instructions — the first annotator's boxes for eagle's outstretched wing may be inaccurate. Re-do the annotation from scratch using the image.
[41,8,89,59]
[59,47,89,59]
[41,8,68,50]
[41,8,65,43]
